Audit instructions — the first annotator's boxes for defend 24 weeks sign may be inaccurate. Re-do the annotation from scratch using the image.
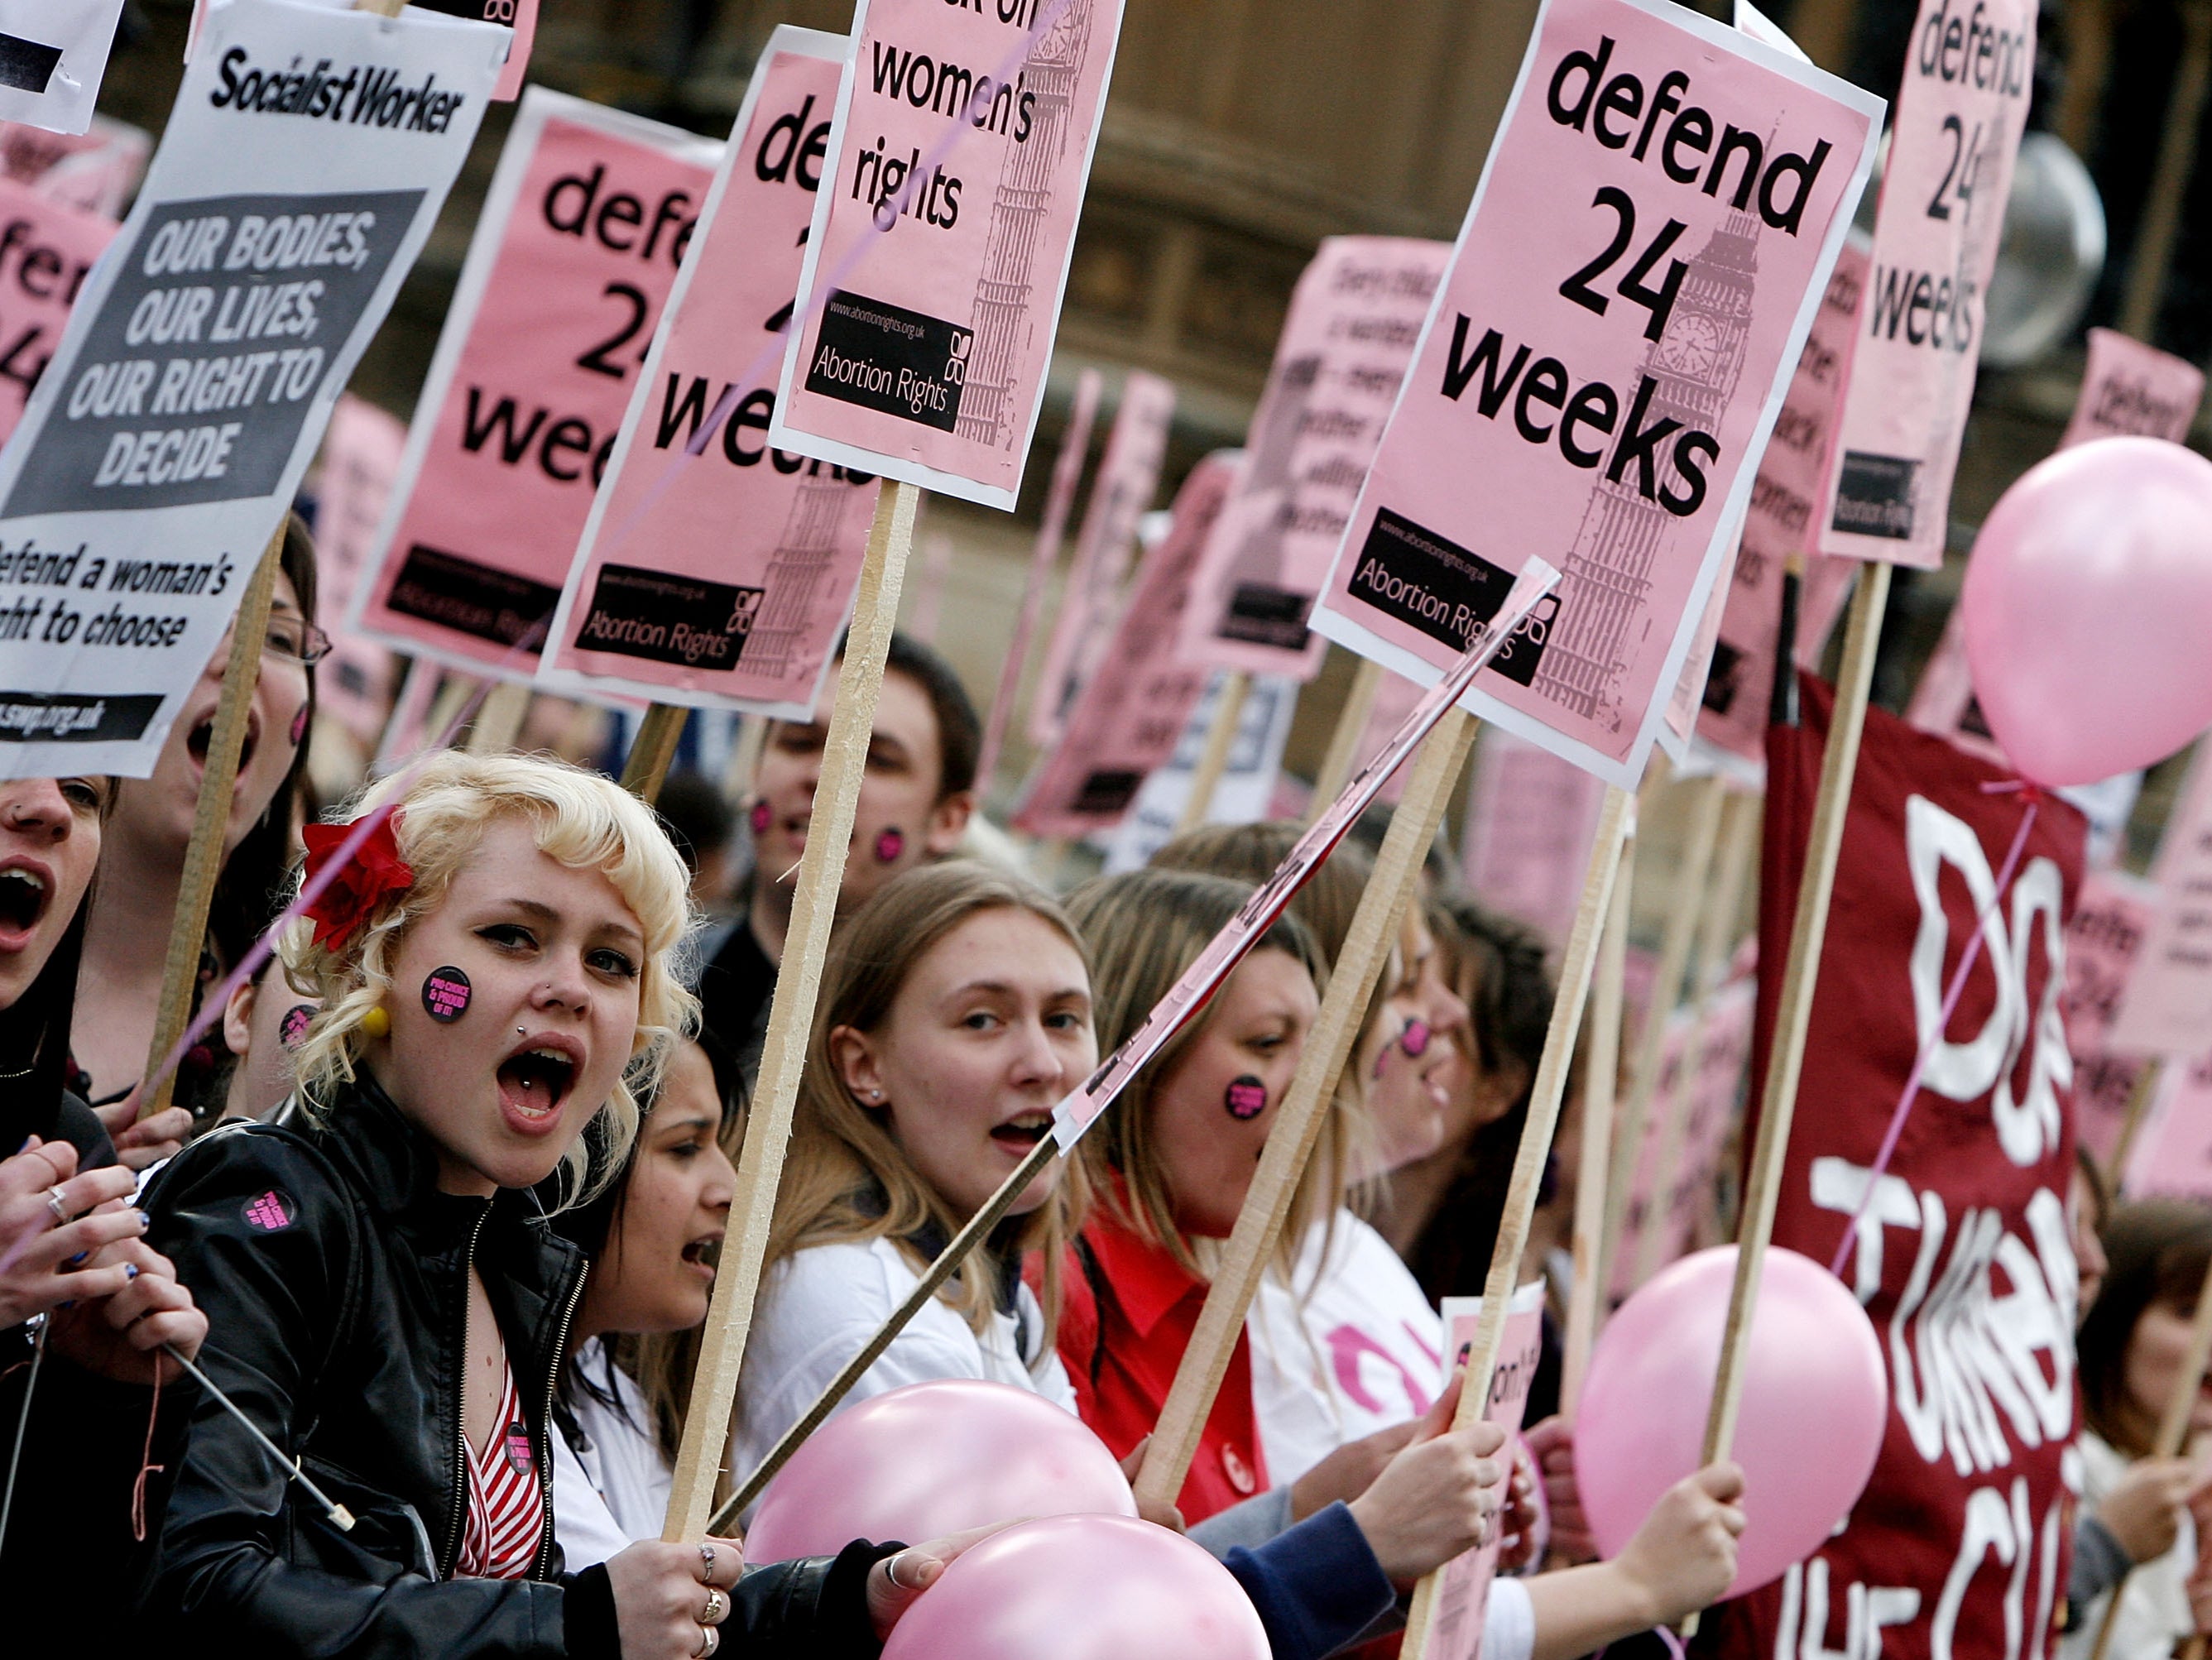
[1309,0,1882,789]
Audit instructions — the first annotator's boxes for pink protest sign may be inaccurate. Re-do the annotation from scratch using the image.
[1347,669,1428,808]
[768,0,1128,511]
[1182,237,1451,684]
[1309,0,1881,790]
[0,174,114,448]
[1013,450,1240,838]
[1903,604,2005,765]
[1610,973,1754,1296]
[312,395,405,746]
[1692,242,1866,762]
[2065,868,2157,1168]
[0,116,146,218]
[2113,750,2212,1058]
[2121,1052,2212,1203]
[537,34,884,719]
[1027,369,1175,745]
[2061,328,2205,448]
[353,90,720,682]
[1461,727,1613,948]
[1427,1279,1547,1660]
[1819,0,2037,569]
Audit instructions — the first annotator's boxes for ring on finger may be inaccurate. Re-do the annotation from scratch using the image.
[702,1586,727,1624]
[693,1624,719,1658]
[44,1187,67,1226]
[698,1542,717,1585]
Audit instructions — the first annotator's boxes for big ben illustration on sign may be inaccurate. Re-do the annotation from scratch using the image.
[1537,209,1757,731]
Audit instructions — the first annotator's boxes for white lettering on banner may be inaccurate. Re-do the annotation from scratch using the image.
[1903,794,2071,1167]
[1816,1158,2075,1477]
[1774,1556,1922,1660]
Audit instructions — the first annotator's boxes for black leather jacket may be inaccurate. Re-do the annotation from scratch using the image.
[138,1075,885,1658]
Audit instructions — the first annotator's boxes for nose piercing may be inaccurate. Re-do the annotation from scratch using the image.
[517,1026,526,1037]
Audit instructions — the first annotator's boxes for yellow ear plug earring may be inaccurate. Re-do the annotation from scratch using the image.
[359,1005,391,1039]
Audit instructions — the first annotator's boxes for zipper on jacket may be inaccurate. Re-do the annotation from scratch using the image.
[438,1202,493,1581]
[530,1259,587,1581]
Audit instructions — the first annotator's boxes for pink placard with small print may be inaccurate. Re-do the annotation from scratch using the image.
[1692,242,1865,761]
[2065,867,2157,1167]
[1461,727,1611,948]
[1427,1279,1547,1660]
[537,34,884,720]
[2061,328,2204,448]
[312,394,406,745]
[1308,0,1880,789]
[1182,237,1451,684]
[1026,369,1175,745]
[2121,1051,2212,1203]
[769,0,1129,511]
[0,173,115,449]
[2113,751,2212,1058]
[1819,0,2037,569]
[0,116,146,218]
[1012,449,1240,838]
[352,90,720,681]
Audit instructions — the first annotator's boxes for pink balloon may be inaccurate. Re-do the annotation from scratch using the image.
[745,1381,1135,1562]
[1961,436,2212,787]
[880,1514,1269,1660]
[1576,1246,1885,1599]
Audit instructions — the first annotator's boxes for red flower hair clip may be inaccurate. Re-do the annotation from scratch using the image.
[301,811,414,950]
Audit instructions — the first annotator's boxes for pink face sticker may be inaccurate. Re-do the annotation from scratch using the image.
[875,827,906,864]
[1225,1075,1268,1120]
[278,1004,315,1049]
[422,967,472,1023]
[289,703,310,747]
[243,1189,295,1232]
[1374,1017,1434,1079]
[750,800,772,835]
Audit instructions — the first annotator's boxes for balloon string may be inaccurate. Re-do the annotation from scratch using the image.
[1826,794,2042,1278]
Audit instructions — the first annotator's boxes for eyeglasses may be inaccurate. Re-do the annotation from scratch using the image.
[218,613,333,667]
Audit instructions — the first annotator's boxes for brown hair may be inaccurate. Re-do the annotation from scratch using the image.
[2079,1198,2212,1455]
[1065,867,1337,1279]
[763,860,1092,1334]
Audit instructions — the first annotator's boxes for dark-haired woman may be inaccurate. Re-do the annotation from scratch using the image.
[74,515,325,1154]
[0,772,209,1594]
[2064,1198,2212,1659]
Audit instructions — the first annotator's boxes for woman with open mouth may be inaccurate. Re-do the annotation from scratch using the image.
[132,753,930,1659]
[0,771,211,1599]
[73,515,326,1159]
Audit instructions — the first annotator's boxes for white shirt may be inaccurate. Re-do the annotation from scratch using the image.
[2065,1432,2197,1660]
[551,1337,676,1569]
[1246,1210,1447,1484]
[730,1235,1077,1519]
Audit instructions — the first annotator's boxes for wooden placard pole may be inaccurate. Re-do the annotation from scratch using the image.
[662,478,920,1542]
[1631,786,1759,1288]
[1560,805,1635,1415]
[1305,657,1384,827]
[621,703,688,804]
[2118,0,2212,343]
[464,679,530,755]
[2085,1248,2212,1660]
[1401,782,1637,1659]
[2109,1056,2167,1188]
[1684,562,1893,1633]
[722,713,768,806]
[1174,669,1251,837]
[1133,709,1480,1510]
[1599,771,1727,1291]
[137,528,287,1120]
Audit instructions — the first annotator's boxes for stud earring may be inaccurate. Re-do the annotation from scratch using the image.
[359,1005,391,1039]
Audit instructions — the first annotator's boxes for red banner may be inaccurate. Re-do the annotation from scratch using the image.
[1704,676,2085,1660]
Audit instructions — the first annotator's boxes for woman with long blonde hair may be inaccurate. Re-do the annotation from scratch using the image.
[137,752,932,1660]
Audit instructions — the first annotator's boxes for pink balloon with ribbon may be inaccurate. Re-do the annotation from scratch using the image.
[1961,436,2212,788]
[1576,1246,1885,1600]
[744,1380,1135,1563]
[880,1514,1269,1660]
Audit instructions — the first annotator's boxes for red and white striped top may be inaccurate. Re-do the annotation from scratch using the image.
[454,1355,542,1580]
